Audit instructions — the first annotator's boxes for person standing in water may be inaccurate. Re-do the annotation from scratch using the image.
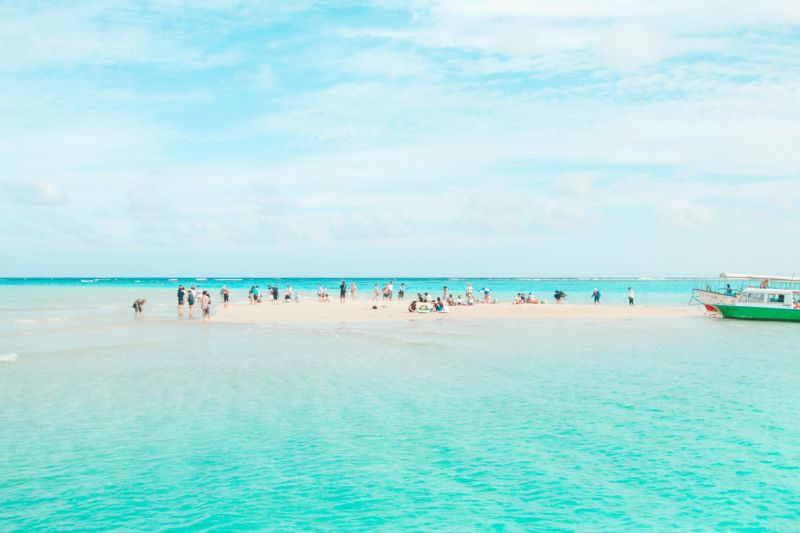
[177,285,185,316]
[443,285,448,301]
[187,286,196,317]
[340,280,347,303]
[350,282,357,301]
[201,290,211,319]
[592,288,601,305]
[628,287,635,306]
[373,284,379,301]
[220,285,230,308]
[398,283,405,300]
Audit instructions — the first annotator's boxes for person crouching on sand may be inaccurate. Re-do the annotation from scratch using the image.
[132,298,146,314]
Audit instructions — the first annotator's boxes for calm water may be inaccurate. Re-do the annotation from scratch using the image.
[2,284,800,530]
[0,277,722,306]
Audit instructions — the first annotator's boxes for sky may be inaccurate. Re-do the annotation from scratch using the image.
[1,0,799,277]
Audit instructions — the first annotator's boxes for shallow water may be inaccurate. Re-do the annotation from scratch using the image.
[1,287,799,530]
[0,276,721,306]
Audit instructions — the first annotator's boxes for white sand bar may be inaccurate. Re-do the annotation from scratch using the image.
[213,300,699,325]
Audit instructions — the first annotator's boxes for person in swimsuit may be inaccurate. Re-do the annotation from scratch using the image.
[398,283,405,300]
[340,281,347,303]
[373,284,379,301]
[350,282,357,301]
[592,289,601,305]
[628,287,635,305]
[177,285,185,316]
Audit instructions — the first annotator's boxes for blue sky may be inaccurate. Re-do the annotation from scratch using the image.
[1,0,799,277]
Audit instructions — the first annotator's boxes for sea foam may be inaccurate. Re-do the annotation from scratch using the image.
[0,353,18,363]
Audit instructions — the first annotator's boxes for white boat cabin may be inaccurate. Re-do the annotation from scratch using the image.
[737,288,800,308]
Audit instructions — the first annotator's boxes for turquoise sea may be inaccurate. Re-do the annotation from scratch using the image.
[2,279,799,530]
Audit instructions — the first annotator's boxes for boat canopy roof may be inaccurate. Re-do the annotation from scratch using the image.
[741,287,799,294]
[720,273,800,283]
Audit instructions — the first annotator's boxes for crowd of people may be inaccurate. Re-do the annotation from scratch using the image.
[133,281,639,316]
[175,285,216,319]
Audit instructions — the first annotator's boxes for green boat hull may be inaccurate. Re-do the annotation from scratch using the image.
[716,305,800,322]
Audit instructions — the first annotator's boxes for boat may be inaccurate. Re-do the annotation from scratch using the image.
[694,273,800,321]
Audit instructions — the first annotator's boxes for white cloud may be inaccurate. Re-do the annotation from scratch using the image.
[0,180,65,206]
[598,22,676,71]
[255,64,276,89]
[657,200,717,228]
[551,173,594,197]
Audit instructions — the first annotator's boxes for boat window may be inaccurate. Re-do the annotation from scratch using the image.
[740,292,765,303]
[768,294,785,303]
